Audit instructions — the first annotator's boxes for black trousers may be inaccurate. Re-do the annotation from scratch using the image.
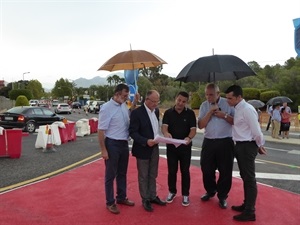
[200,137,234,199]
[166,144,191,196]
[235,141,258,212]
[266,116,272,131]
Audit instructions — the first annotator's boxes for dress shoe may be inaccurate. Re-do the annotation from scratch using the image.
[116,198,135,206]
[150,196,167,206]
[142,200,153,212]
[233,212,256,221]
[219,199,227,209]
[231,203,245,212]
[200,193,215,201]
[106,203,120,214]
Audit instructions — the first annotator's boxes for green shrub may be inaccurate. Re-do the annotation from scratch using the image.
[15,95,29,106]
[242,88,260,100]
[9,89,33,101]
[190,92,201,109]
[260,91,280,102]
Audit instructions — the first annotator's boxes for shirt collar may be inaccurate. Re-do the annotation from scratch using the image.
[235,99,246,109]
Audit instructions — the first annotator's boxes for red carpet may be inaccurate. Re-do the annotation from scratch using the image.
[0,156,299,225]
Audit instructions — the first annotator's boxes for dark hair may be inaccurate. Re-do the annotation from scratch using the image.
[177,91,189,99]
[225,84,243,97]
[114,83,129,94]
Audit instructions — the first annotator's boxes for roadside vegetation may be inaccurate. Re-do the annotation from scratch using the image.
[1,57,299,112]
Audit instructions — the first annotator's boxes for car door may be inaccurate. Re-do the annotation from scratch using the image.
[31,108,46,126]
[42,108,59,124]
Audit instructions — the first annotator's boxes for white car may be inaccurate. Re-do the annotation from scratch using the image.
[52,100,59,107]
[55,103,72,114]
[29,99,39,106]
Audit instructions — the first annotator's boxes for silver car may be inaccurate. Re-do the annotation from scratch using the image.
[54,103,72,114]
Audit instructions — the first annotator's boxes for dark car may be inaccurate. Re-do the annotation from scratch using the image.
[0,106,64,133]
[71,102,82,109]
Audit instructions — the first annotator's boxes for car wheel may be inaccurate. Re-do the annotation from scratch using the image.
[25,121,36,133]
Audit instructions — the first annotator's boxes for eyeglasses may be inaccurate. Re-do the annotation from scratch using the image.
[147,98,160,104]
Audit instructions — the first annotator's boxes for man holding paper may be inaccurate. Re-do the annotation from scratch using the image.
[161,91,196,207]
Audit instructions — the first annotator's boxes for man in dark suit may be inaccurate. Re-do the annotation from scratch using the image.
[129,90,166,212]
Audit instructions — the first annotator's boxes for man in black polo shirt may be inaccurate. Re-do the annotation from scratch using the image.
[161,91,196,206]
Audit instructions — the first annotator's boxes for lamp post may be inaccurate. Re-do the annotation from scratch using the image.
[23,72,30,81]
[21,72,30,89]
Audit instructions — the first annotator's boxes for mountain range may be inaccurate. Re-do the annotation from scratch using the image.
[73,72,124,88]
[43,72,124,91]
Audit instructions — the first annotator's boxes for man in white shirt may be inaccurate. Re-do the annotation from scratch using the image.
[225,85,266,222]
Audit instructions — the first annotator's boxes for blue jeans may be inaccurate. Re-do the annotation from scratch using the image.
[104,138,129,206]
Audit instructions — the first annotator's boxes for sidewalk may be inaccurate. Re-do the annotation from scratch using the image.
[0,156,299,225]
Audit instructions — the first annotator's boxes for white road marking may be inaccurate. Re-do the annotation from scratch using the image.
[288,150,300,155]
[233,171,300,181]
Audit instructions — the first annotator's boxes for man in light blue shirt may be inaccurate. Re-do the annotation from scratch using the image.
[98,83,138,214]
[198,83,235,209]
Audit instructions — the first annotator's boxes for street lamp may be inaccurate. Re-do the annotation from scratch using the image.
[23,72,30,81]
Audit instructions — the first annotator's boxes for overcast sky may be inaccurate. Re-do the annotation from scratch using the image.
[0,0,299,89]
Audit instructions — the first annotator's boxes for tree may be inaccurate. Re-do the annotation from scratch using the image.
[51,78,75,100]
[27,79,44,99]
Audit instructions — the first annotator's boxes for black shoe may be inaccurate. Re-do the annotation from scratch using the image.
[219,199,227,209]
[233,212,256,221]
[150,196,167,206]
[142,200,153,212]
[201,192,215,201]
[231,204,245,212]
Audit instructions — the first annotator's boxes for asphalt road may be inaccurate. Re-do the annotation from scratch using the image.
[1,108,299,194]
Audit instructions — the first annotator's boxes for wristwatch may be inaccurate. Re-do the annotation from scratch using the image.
[224,113,228,119]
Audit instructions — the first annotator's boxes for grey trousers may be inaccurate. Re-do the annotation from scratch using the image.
[136,145,159,202]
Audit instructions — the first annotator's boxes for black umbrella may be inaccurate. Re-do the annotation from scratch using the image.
[175,54,256,82]
[247,100,265,109]
[266,96,293,105]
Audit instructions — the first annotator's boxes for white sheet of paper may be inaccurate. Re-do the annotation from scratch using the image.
[154,135,187,148]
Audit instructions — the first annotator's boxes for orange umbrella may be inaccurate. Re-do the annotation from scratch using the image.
[97,50,167,72]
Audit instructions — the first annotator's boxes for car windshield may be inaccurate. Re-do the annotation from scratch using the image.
[7,107,28,114]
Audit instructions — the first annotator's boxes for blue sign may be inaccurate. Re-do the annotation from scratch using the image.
[124,69,139,102]
[293,18,300,57]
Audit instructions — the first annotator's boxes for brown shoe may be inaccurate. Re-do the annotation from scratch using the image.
[106,203,120,214]
[117,198,135,206]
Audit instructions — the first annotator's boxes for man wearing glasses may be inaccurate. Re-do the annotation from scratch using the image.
[129,90,166,212]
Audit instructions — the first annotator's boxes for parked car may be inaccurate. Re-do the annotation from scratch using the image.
[54,103,72,114]
[89,100,105,113]
[71,101,82,109]
[0,106,64,133]
[29,99,39,106]
[38,103,50,108]
[52,99,59,107]
[83,100,93,112]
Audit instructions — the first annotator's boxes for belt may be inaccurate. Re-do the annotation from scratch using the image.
[205,137,232,141]
[106,137,128,142]
[235,140,255,144]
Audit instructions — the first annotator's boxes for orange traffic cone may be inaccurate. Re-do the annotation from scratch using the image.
[44,128,56,152]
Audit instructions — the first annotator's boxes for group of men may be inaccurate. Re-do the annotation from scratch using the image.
[97,83,266,222]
